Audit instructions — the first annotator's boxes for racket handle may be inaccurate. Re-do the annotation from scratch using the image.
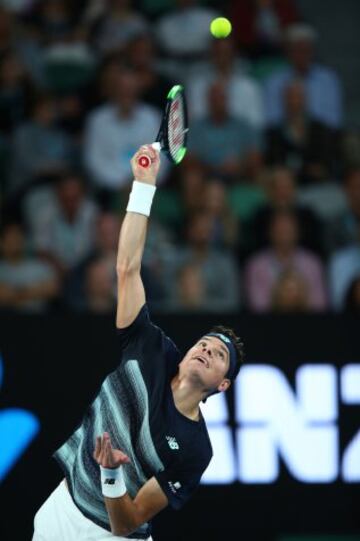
[137,142,161,168]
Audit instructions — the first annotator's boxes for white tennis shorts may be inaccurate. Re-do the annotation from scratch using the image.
[32,479,153,541]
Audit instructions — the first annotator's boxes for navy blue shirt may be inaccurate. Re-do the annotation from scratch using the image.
[55,304,212,538]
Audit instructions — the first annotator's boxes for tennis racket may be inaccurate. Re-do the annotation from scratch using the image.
[138,84,188,168]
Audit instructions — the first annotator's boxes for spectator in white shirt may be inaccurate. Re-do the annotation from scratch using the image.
[187,38,264,129]
[30,171,99,275]
[83,65,162,198]
[156,0,218,59]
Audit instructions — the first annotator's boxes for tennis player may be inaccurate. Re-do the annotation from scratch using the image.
[32,145,244,540]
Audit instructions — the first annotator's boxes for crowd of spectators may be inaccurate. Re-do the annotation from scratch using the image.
[0,0,359,314]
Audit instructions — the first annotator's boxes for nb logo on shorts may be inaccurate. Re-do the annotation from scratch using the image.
[104,478,116,485]
[166,436,179,450]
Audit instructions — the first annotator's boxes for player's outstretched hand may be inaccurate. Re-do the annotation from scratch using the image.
[93,432,131,469]
[131,144,160,186]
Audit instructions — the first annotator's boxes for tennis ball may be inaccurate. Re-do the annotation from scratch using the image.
[210,17,232,39]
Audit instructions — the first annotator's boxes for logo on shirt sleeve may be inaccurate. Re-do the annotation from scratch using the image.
[168,480,182,493]
[166,436,179,450]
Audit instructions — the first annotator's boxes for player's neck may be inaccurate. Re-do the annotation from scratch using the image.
[171,376,201,422]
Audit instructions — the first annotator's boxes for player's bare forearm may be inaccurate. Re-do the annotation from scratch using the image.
[105,477,167,536]
[116,212,148,274]
[104,492,141,536]
[116,146,160,328]
[94,434,168,536]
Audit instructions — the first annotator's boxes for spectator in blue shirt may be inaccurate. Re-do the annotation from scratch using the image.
[264,23,343,128]
[187,80,262,182]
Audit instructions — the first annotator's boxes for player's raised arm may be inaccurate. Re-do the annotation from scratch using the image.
[116,145,160,329]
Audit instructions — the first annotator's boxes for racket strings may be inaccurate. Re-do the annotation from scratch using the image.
[168,97,185,160]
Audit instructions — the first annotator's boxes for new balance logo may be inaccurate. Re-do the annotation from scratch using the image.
[104,478,116,485]
[166,436,179,450]
[168,480,182,493]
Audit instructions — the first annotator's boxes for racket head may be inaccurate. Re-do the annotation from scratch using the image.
[158,85,188,165]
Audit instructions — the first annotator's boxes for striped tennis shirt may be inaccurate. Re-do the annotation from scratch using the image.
[54,304,213,539]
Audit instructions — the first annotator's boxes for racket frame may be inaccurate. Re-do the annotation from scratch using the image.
[138,85,188,168]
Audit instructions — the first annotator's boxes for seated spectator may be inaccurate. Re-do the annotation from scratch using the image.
[84,64,162,199]
[271,269,310,312]
[0,222,58,312]
[9,92,73,195]
[56,91,88,150]
[84,257,116,313]
[245,209,327,311]
[35,0,74,45]
[29,171,99,276]
[0,50,34,135]
[264,23,343,128]
[249,166,323,256]
[156,0,217,60]
[126,33,174,110]
[265,80,340,183]
[329,225,360,310]
[91,0,148,55]
[187,37,264,129]
[162,210,241,312]
[342,129,360,169]
[230,0,299,57]
[187,80,262,182]
[1,0,37,15]
[81,250,162,313]
[179,164,205,217]
[2,8,45,87]
[0,6,13,54]
[296,176,347,223]
[326,168,360,253]
[344,276,360,313]
[202,179,239,249]
[63,212,119,309]
[90,53,124,107]
[42,27,96,95]
[165,261,206,312]
[151,163,205,234]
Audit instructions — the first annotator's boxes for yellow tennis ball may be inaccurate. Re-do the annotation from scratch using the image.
[210,17,232,39]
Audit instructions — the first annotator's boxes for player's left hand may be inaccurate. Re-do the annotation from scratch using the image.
[93,432,131,469]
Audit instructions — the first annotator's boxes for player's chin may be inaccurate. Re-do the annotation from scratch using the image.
[186,364,207,381]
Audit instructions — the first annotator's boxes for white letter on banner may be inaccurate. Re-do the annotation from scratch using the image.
[341,364,360,481]
[201,393,236,484]
[236,365,338,483]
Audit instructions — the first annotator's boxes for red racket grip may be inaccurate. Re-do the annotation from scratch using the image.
[138,155,151,168]
[137,143,161,168]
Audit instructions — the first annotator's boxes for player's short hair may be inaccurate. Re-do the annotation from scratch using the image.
[209,324,245,381]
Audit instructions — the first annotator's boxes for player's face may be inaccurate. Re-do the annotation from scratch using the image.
[180,336,231,393]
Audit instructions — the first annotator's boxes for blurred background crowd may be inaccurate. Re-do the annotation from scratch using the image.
[0,0,360,315]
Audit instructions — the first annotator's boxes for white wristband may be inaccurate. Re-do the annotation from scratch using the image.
[100,465,127,498]
[126,181,156,217]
